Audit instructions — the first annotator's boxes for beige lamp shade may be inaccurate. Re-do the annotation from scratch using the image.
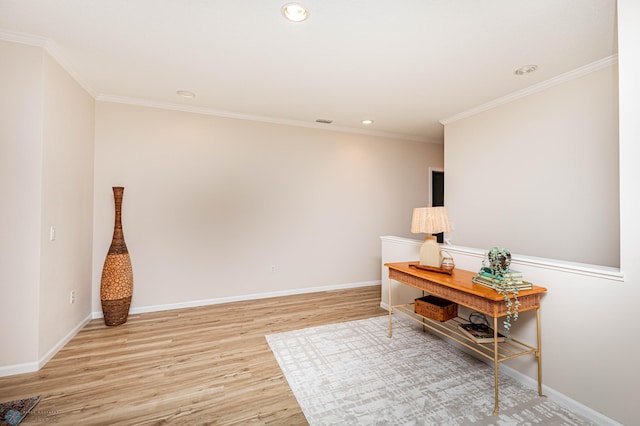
[411,207,451,234]
[411,206,451,268]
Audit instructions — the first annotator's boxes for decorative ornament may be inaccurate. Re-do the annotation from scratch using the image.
[487,247,511,277]
[482,247,520,337]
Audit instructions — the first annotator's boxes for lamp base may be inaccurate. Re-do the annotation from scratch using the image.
[419,235,442,268]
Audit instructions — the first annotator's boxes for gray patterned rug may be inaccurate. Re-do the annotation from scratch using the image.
[266,315,593,426]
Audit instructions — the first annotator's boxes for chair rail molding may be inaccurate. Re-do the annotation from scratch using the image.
[380,236,623,282]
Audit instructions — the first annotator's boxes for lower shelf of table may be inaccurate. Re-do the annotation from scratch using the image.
[391,303,538,364]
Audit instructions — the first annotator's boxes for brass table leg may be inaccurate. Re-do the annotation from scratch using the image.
[536,308,547,398]
[388,278,393,338]
[493,315,500,415]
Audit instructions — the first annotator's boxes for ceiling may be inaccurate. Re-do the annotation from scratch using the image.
[0,0,617,143]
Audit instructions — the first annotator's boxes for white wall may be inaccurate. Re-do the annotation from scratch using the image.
[0,41,94,374]
[39,52,95,359]
[444,63,619,267]
[613,1,640,421]
[92,102,443,312]
[380,236,423,308]
[0,41,43,369]
[430,8,639,423]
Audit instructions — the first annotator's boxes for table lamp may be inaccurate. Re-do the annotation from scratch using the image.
[411,206,451,268]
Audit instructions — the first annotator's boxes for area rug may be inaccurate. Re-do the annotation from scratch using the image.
[0,395,40,426]
[266,316,594,426]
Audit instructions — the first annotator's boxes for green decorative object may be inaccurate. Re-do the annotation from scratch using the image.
[487,247,512,277]
[482,247,520,337]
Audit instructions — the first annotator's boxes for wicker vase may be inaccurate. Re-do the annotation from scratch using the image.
[100,187,133,326]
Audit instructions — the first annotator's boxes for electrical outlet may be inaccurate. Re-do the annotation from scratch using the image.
[50,226,56,241]
[271,265,277,273]
[70,290,76,304]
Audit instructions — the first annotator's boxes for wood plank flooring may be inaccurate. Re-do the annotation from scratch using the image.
[0,285,386,425]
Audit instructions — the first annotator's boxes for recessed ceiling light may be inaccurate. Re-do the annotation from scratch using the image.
[282,3,309,22]
[362,119,374,125]
[176,90,196,98]
[514,65,538,76]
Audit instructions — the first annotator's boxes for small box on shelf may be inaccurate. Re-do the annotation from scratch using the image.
[414,295,457,322]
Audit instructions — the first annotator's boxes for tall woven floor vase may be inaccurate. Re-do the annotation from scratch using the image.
[100,186,133,326]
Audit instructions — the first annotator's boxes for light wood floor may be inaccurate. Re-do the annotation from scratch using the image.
[0,285,386,425]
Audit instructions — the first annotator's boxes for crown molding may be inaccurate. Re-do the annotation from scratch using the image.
[0,28,47,46]
[440,54,619,125]
[0,28,97,97]
[1,27,435,143]
[96,94,431,143]
[42,39,97,97]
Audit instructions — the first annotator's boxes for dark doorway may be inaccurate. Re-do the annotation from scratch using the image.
[431,170,445,243]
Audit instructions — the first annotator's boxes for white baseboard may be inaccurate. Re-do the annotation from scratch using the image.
[93,280,382,318]
[0,361,39,377]
[381,306,621,426]
[38,313,93,369]
[498,363,622,426]
[0,313,92,378]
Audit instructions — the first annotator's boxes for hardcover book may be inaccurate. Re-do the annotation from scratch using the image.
[472,275,533,290]
[478,267,523,283]
[457,323,506,343]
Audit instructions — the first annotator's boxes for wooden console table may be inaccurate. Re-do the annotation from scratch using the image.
[385,262,548,415]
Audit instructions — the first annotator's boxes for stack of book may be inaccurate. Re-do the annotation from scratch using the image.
[457,323,506,343]
[472,267,533,290]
